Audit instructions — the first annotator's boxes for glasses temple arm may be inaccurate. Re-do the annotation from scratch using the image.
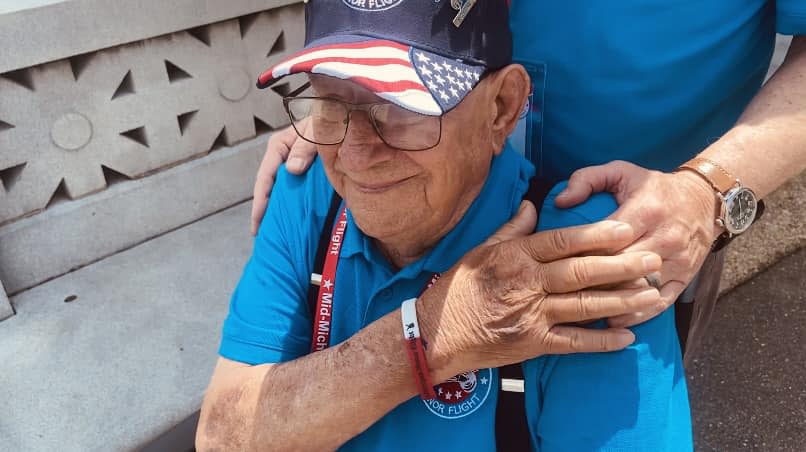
[286,81,312,98]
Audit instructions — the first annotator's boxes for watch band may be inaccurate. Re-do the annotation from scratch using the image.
[678,158,737,194]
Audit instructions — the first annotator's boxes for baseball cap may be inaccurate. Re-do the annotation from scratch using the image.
[256,0,512,116]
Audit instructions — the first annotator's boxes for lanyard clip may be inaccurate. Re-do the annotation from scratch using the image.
[501,378,524,393]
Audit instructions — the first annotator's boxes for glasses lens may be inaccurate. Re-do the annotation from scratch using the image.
[372,104,441,151]
[286,98,348,145]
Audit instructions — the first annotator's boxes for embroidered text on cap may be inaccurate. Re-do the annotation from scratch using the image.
[341,0,405,11]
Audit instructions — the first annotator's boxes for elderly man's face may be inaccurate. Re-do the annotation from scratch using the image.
[310,74,503,249]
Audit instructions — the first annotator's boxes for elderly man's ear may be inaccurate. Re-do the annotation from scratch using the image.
[485,64,530,154]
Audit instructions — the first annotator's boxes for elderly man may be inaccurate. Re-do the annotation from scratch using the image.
[252,0,806,360]
[198,1,690,451]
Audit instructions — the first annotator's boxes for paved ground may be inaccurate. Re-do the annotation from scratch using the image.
[689,247,806,451]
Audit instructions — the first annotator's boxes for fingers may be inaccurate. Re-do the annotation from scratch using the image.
[590,276,649,291]
[251,137,289,235]
[481,201,537,246]
[544,325,635,354]
[250,193,270,236]
[521,220,637,263]
[251,123,318,235]
[554,161,635,208]
[286,126,318,174]
[607,280,686,328]
[540,251,661,293]
[271,124,299,160]
[545,287,661,324]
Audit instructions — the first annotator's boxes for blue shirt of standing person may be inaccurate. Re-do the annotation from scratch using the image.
[511,0,806,178]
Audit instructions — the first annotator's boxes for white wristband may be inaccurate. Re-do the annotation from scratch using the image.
[401,298,421,341]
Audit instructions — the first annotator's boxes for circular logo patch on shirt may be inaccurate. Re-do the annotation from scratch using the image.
[341,0,405,11]
[423,368,492,419]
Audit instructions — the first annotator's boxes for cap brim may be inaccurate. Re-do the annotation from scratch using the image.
[257,36,486,116]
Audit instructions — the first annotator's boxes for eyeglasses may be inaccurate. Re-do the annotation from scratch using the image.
[282,87,442,151]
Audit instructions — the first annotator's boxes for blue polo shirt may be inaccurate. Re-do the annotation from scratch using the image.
[512,0,806,179]
[220,146,691,451]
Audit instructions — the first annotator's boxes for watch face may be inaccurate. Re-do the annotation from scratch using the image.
[725,188,757,234]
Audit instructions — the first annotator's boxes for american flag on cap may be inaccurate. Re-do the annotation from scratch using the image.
[257,38,485,116]
[256,0,512,116]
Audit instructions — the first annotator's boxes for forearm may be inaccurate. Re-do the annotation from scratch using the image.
[198,309,456,451]
[698,36,806,197]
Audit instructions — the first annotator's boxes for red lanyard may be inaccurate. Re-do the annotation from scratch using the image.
[311,206,348,352]
[311,206,441,353]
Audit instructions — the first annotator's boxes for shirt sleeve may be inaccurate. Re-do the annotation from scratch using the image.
[777,0,806,35]
[218,164,324,365]
[530,181,692,451]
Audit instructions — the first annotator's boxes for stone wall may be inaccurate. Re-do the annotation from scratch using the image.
[0,0,305,308]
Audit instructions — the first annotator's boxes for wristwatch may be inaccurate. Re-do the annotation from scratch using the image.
[677,158,765,251]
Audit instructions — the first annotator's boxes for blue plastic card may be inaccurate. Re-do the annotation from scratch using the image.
[508,62,546,173]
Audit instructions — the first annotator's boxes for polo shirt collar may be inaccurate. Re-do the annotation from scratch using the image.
[338,146,535,276]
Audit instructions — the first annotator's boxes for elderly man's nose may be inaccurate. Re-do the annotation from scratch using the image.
[338,112,391,170]
[343,110,380,142]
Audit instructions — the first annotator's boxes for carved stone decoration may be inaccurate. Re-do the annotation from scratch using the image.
[0,278,11,321]
[0,4,304,225]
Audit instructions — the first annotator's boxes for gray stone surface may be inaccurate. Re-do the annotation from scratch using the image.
[689,247,806,451]
[0,0,302,73]
[0,279,11,321]
[0,4,305,224]
[0,136,264,297]
[0,202,254,452]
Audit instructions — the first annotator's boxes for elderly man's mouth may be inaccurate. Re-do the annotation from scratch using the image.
[351,176,415,194]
